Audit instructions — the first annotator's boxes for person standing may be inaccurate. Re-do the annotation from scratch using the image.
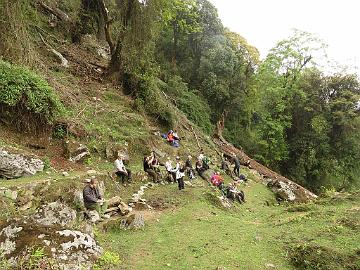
[233,154,240,177]
[165,157,176,182]
[171,156,185,190]
[114,154,132,184]
[185,155,195,180]
[83,178,108,218]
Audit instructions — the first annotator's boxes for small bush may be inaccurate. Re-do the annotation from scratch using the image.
[288,243,360,270]
[164,76,213,133]
[93,251,121,270]
[0,60,64,132]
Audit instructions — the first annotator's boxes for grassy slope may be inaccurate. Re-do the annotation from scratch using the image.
[98,168,360,270]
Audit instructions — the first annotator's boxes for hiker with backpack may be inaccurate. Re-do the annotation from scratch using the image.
[210,171,225,191]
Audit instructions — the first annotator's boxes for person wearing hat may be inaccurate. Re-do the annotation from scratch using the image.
[114,154,132,185]
[171,156,185,190]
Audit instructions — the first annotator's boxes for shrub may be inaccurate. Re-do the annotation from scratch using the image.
[0,60,64,132]
[164,76,213,134]
[136,75,175,128]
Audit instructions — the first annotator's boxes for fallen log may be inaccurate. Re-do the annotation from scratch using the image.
[213,114,317,203]
[38,1,69,22]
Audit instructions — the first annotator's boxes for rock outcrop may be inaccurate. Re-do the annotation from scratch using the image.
[0,149,44,179]
[0,201,102,269]
[63,140,90,163]
[0,221,102,270]
[32,202,77,227]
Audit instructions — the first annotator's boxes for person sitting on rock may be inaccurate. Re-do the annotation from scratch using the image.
[114,154,132,185]
[198,150,210,170]
[225,182,245,203]
[83,178,108,218]
[143,152,160,183]
[210,171,225,190]
[166,130,175,143]
[221,156,232,176]
[195,158,206,176]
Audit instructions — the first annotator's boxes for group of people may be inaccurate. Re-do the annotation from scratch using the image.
[82,136,247,220]
[210,171,245,203]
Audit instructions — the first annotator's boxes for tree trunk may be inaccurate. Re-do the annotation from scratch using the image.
[213,116,318,203]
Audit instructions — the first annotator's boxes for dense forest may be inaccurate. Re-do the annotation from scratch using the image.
[1,0,359,193]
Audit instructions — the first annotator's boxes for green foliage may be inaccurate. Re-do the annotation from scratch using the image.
[28,247,45,269]
[288,243,359,270]
[136,75,175,128]
[93,251,121,270]
[0,0,39,66]
[164,76,212,133]
[42,157,51,170]
[0,60,65,131]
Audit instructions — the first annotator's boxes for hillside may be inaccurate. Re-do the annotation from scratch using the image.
[0,0,359,269]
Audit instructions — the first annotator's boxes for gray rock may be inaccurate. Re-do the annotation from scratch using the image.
[118,202,132,216]
[64,141,90,163]
[32,202,76,227]
[86,210,100,223]
[121,213,145,230]
[0,220,102,269]
[74,190,84,209]
[0,149,44,179]
[0,187,17,200]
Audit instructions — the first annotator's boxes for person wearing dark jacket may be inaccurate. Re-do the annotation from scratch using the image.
[233,154,241,177]
[143,152,160,183]
[83,178,108,216]
[185,155,195,180]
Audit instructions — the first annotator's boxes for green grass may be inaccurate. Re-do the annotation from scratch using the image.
[97,176,360,270]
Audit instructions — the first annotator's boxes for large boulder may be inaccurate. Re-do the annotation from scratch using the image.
[0,220,102,270]
[0,149,44,179]
[267,179,317,202]
[31,202,77,227]
[0,187,17,200]
[63,140,90,163]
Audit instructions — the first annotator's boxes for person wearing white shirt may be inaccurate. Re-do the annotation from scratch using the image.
[171,156,185,190]
[114,154,132,184]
